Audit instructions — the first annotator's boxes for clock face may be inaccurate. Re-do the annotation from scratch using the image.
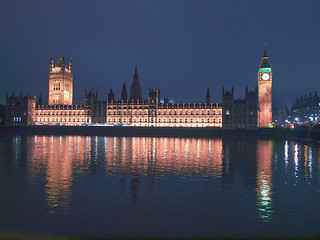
[262,73,270,80]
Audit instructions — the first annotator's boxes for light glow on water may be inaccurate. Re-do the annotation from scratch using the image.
[256,140,273,222]
[0,135,319,238]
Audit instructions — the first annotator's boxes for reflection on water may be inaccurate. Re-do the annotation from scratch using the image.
[104,137,223,178]
[27,136,91,212]
[24,136,319,217]
[1,135,319,237]
[27,136,224,208]
[256,140,274,222]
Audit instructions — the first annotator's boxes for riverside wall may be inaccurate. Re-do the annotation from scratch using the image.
[1,125,319,140]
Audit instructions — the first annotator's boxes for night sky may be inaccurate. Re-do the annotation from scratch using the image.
[1,0,320,107]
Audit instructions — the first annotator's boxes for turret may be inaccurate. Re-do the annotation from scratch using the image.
[148,88,159,105]
[108,88,115,102]
[259,44,271,69]
[206,87,211,104]
[84,89,98,106]
[69,58,73,72]
[121,83,128,101]
[38,94,43,105]
[49,56,54,72]
[133,64,138,81]
[130,64,142,101]
[48,54,73,105]
[58,55,65,71]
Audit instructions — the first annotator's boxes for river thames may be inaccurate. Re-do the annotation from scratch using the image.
[0,135,319,238]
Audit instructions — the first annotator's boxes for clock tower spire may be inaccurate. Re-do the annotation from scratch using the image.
[257,44,273,127]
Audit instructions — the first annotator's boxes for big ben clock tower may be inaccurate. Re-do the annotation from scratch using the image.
[258,45,272,127]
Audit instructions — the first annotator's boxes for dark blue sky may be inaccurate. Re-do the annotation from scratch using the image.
[1,0,320,106]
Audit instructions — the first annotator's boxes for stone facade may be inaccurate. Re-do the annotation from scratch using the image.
[4,47,272,129]
[106,89,222,127]
[34,104,91,126]
[106,68,222,128]
[288,92,320,124]
[48,56,73,105]
[5,93,36,126]
[222,87,258,129]
[257,46,273,127]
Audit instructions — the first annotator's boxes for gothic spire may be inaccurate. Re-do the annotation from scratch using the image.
[133,64,138,81]
[263,43,268,58]
[121,83,128,101]
[206,87,211,104]
[130,64,142,101]
[49,56,54,71]
[260,44,271,68]
[107,88,115,102]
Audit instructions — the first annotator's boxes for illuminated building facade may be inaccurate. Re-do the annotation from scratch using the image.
[48,56,73,105]
[32,55,91,126]
[221,46,272,129]
[106,67,222,127]
[4,47,273,129]
[258,46,273,127]
[34,104,91,126]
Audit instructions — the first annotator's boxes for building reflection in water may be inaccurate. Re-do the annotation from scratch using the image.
[27,135,91,212]
[256,140,274,222]
[27,136,224,209]
[255,140,318,223]
[24,135,318,220]
[104,137,224,202]
[105,137,223,179]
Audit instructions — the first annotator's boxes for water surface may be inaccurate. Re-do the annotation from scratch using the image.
[0,135,319,238]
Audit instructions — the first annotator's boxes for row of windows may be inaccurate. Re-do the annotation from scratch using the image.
[36,118,90,123]
[13,117,22,122]
[37,105,86,110]
[107,110,222,116]
[36,111,90,116]
[158,111,221,116]
[108,106,149,110]
[108,104,220,110]
[107,118,222,123]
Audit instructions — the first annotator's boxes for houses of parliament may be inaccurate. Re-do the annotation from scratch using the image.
[4,47,273,129]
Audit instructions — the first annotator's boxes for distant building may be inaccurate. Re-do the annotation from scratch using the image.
[5,93,36,126]
[4,46,273,129]
[0,104,5,126]
[273,103,288,127]
[35,55,91,126]
[106,67,222,127]
[34,104,91,126]
[84,89,106,124]
[288,92,320,124]
[222,86,258,129]
[221,46,272,129]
